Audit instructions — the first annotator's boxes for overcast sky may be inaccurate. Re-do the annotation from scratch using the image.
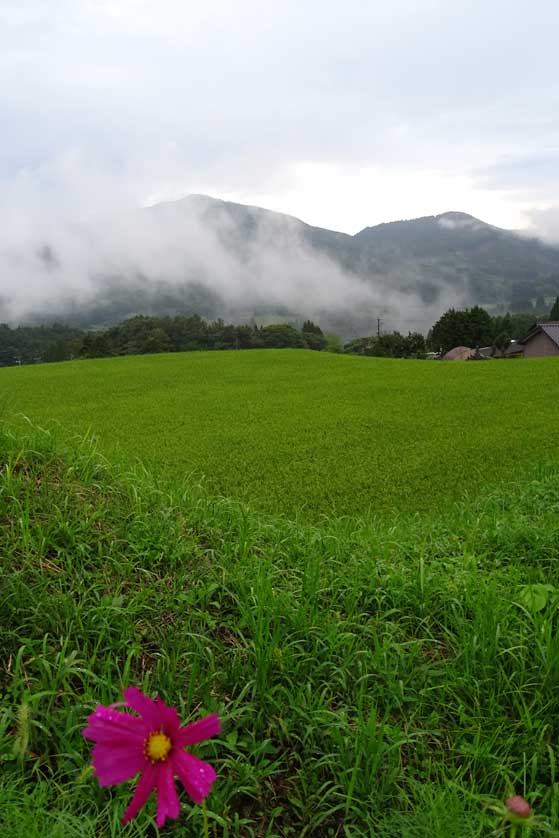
[2,0,559,235]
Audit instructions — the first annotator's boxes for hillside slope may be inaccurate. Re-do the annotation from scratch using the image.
[2,424,559,836]
[17,196,559,336]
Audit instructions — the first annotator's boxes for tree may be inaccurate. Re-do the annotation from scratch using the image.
[168,314,209,351]
[324,332,343,353]
[467,306,493,345]
[430,306,493,353]
[508,313,536,340]
[235,325,256,349]
[550,296,559,319]
[402,332,426,357]
[302,323,326,351]
[493,332,510,355]
[342,331,425,358]
[141,327,170,354]
[343,336,376,355]
[429,308,470,353]
[374,332,407,357]
[259,324,304,348]
[43,339,74,362]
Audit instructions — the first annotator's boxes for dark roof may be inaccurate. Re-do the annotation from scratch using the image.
[520,321,559,347]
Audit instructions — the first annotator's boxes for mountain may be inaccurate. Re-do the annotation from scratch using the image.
[150,196,559,310]
[354,210,559,299]
[18,196,559,337]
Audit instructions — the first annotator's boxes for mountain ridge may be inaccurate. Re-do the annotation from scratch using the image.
[16,194,559,337]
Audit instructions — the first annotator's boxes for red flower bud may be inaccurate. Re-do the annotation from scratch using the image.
[505,795,531,818]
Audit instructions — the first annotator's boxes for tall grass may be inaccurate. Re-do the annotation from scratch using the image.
[1,424,559,835]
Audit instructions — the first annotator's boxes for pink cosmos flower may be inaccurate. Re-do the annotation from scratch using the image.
[82,686,220,828]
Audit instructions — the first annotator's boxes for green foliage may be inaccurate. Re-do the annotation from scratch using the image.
[301,320,323,335]
[1,427,559,835]
[301,321,326,351]
[429,306,494,353]
[516,584,557,614]
[2,351,559,520]
[343,331,426,358]
[429,307,538,353]
[550,296,559,319]
[323,332,343,353]
[493,332,510,353]
[0,323,82,366]
[0,315,335,367]
[259,324,305,348]
[492,312,537,343]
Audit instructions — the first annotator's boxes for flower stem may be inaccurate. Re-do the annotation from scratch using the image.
[202,800,210,838]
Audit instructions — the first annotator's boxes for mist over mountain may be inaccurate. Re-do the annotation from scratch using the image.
[6,195,559,338]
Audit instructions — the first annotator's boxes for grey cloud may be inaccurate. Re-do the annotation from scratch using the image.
[475,152,559,198]
[3,0,559,190]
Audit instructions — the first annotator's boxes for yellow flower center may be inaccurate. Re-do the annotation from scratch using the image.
[145,732,172,762]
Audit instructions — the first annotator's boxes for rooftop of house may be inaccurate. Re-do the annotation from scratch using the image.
[478,341,523,358]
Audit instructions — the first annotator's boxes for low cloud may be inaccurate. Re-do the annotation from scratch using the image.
[524,207,559,244]
[0,168,463,337]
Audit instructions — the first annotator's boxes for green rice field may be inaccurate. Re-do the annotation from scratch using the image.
[1,349,558,518]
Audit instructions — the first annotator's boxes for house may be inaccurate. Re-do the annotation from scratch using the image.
[519,322,559,358]
[477,340,524,359]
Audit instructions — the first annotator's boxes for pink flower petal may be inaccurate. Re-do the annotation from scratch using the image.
[121,761,158,825]
[173,750,217,805]
[83,706,147,744]
[91,743,147,786]
[123,687,162,729]
[155,760,181,828]
[176,713,221,747]
[156,698,181,737]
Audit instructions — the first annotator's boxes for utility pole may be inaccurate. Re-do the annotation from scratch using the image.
[377,317,382,337]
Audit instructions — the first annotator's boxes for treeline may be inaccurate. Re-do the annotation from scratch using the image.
[427,307,539,355]
[79,316,339,357]
[343,331,427,358]
[0,316,341,366]
[2,297,557,367]
[0,323,84,366]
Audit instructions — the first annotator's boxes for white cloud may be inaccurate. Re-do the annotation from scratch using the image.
[220,163,532,234]
[525,207,559,244]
